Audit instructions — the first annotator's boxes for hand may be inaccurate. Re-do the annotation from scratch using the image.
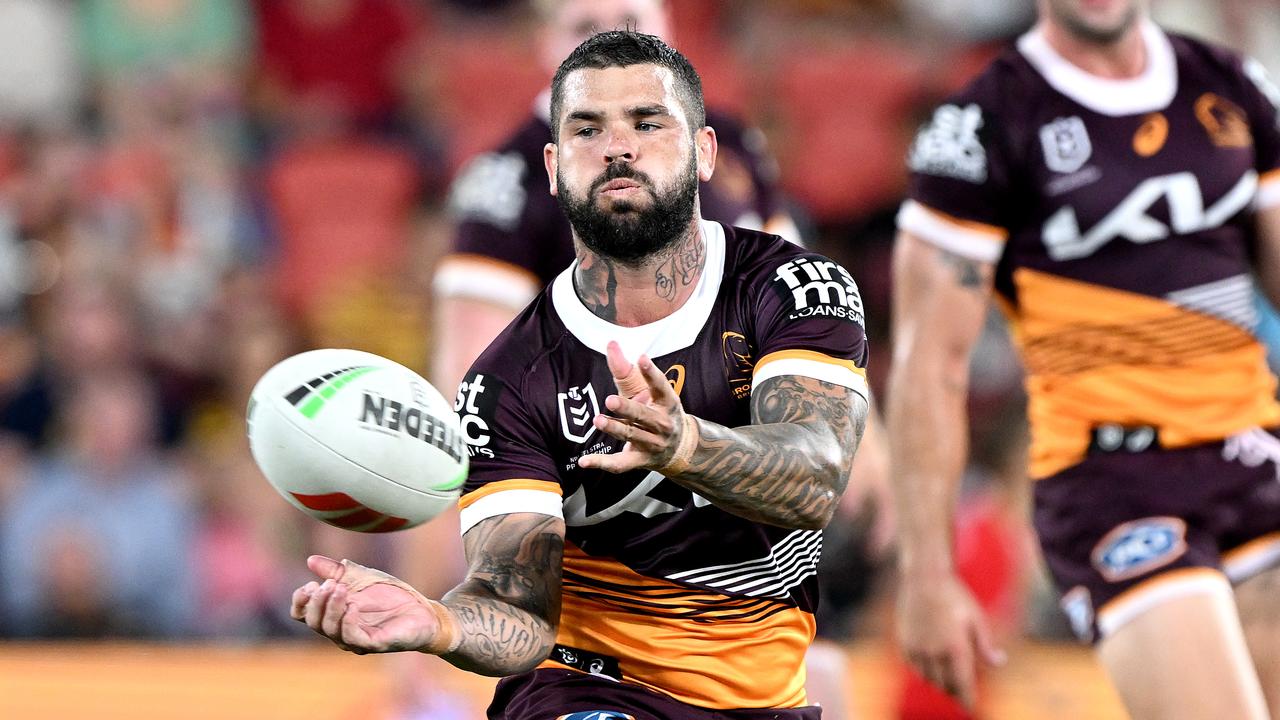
[290,555,451,655]
[896,570,1006,709]
[578,341,688,474]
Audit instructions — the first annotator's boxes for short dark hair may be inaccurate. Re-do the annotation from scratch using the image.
[549,30,705,137]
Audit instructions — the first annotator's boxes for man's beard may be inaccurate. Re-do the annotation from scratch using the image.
[1050,1,1140,45]
[557,157,698,266]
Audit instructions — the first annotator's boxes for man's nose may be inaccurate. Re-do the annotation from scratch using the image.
[603,128,636,164]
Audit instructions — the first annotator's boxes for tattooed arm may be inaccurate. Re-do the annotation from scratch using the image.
[290,512,563,677]
[579,343,866,530]
[675,375,867,529]
[440,512,564,675]
[886,229,1004,708]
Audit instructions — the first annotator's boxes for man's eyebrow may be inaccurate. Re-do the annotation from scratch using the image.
[628,104,673,118]
[565,110,604,123]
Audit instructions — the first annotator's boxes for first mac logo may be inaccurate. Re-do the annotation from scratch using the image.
[455,373,504,459]
[774,256,864,325]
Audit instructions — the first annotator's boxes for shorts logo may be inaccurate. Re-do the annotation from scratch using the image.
[1092,517,1187,582]
[558,383,600,443]
[555,713,635,720]
[1060,586,1094,643]
[773,256,864,324]
[1040,116,1092,174]
[908,103,987,183]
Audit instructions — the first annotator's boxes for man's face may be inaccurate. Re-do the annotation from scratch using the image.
[1043,0,1144,45]
[545,64,713,264]
[540,0,670,74]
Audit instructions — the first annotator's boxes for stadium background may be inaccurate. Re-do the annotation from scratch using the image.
[0,1,1275,718]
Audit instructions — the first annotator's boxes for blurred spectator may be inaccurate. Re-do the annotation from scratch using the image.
[252,0,424,136]
[0,371,198,638]
[0,0,82,129]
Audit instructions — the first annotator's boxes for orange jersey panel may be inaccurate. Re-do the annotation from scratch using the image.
[541,543,813,710]
[1007,268,1280,477]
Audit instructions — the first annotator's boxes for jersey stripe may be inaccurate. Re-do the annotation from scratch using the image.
[896,199,1006,263]
[1095,567,1230,639]
[1259,168,1280,209]
[434,253,541,308]
[752,350,868,398]
[458,480,563,534]
[1165,274,1258,329]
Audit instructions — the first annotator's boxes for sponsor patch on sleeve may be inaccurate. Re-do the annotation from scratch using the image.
[447,151,528,230]
[770,255,865,325]
[454,371,506,461]
[908,103,989,183]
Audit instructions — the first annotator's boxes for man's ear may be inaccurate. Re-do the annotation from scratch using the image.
[695,126,717,182]
[543,142,559,196]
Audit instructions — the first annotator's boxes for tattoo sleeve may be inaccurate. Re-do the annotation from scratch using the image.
[439,513,564,676]
[670,376,867,529]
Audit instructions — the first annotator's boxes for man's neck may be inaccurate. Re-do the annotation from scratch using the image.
[572,220,707,327]
[1041,17,1148,79]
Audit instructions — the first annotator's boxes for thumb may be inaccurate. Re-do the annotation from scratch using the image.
[606,341,647,398]
[307,554,346,581]
[971,611,1007,667]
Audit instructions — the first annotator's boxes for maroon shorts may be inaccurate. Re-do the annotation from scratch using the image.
[1034,426,1280,644]
[487,668,823,720]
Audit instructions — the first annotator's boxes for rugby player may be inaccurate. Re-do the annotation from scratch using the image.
[888,1,1280,717]
[293,30,870,719]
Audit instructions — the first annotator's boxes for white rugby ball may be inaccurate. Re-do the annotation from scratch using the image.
[246,348,467,532]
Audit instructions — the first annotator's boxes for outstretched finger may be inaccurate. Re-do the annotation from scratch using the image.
[308,554,346,581]
[949,643,978,709]
[606,341,648,399]
[306,579,335,630]
[322,582,350,638]
[291,582,319,621]
[578,448,647,474]
[590,413,665,451]
[636,355,678,408]
[972,614,1007,668]
[604,394,672,435]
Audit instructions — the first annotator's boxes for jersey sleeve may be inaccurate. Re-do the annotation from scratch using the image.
[897,91,1016,264]
[1239,56,1280,208]
[453,366,563,534]
[751,252,869,401]
[437,149,543,309]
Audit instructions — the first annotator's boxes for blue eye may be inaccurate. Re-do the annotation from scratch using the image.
[637,122,659,132]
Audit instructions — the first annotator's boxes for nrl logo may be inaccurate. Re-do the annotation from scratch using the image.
[558,383,600,443]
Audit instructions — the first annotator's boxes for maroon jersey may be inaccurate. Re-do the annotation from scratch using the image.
[436,99,787,309]
[899,22,1280,479]
[454,221,867,710]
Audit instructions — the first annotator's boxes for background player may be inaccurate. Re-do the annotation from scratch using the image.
[888,0,1280,718]
[294,30,870,718]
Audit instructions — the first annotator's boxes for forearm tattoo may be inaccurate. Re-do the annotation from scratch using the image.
[440,514,564,676]
[937,248,992,290]
[674,376,867,529]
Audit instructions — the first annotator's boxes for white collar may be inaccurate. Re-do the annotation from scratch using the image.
[551,219,726,360]
[1017,20,1178,116]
